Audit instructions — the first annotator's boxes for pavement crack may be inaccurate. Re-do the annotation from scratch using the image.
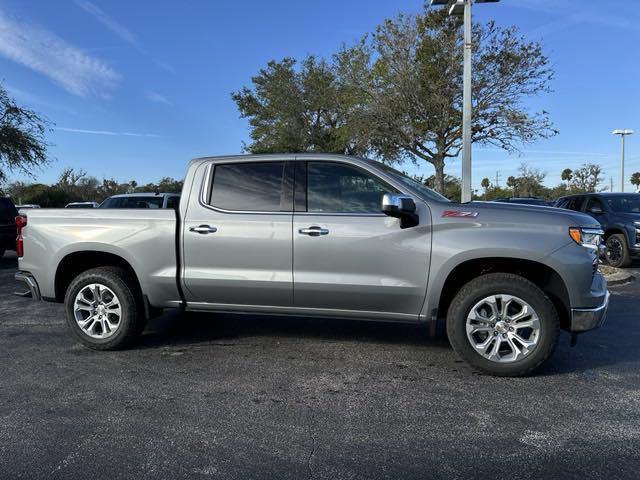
[306,404,317,480]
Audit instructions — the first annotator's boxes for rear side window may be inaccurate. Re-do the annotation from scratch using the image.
[306,162,396,214]
[209,162,287,212]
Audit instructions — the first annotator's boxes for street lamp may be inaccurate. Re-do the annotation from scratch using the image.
[612,129,633,192]
[430,0,500,203]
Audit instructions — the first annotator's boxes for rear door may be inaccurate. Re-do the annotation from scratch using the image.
[292,160,431,319]
[182,160,294,308]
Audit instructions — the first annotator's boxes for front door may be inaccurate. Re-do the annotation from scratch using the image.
[292,160,431,319]
[183,160,293,307]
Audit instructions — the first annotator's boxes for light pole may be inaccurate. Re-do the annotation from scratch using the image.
[430,0,499,203]
[612,129,633,192]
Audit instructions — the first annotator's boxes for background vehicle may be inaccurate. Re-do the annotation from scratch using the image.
[0,197,19,257]
[65,202,99,209]
[493,197,549,206]
[99,193,179,209]
[15,204,41,209]
[14,154,608,377]
[555,193,640,267]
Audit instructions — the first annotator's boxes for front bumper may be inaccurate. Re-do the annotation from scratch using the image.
[570,290,609,332]
[14,271,41,301]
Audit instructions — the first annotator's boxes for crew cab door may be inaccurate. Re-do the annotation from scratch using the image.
[182,160,293,307]
[292,160,431,320]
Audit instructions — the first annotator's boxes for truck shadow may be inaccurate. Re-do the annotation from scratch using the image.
[135,283,640,377]
[139,309,451,351]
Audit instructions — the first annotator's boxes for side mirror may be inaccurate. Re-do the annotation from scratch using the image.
[589,205,603,215]
[382,193,419,229]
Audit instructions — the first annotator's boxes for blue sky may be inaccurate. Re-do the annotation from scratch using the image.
[0,0,638,191]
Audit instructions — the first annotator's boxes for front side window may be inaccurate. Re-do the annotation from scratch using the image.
[585,197,604,212]
[306,162,396,214]
[565,197,583,211]
[210,162,286,212]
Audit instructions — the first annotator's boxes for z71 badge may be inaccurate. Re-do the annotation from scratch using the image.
[441,210,479,218]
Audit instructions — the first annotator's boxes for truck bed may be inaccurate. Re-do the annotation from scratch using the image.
[18,209,180,307]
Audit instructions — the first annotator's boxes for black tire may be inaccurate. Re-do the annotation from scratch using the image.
[605,233,632,268]
[446,273,560,377]
[64,267,147,350]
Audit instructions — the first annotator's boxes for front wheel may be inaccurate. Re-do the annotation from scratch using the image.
[446,273,560,377]
[64,267,146,350]
[605,233,632,268]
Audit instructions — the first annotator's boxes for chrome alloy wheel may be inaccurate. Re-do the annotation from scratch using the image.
[466,294,541,363]
[73,283,122,339]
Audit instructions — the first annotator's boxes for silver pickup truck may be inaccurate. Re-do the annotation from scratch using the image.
[15,154,609,376]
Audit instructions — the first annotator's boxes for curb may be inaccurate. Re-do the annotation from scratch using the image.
[604,272,636,287]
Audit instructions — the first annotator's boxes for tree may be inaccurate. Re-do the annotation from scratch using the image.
[506,164,546,197]
[231,56,367,155]
[0,84,50,183]
[506,176,517,195]
[561,168,573,187]
[630,172,640,191]
[571,163,604,193]
[481,177,490,199]
[233,9,556,194]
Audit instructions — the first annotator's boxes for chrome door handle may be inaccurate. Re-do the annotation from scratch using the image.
[299,226,329,236]
[189,225,218,234]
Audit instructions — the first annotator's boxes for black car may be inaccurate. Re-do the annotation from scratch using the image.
[0,197,19,257]
[493,197,550,206]
[555,193,640,267]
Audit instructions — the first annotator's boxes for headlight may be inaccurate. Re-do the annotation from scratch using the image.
[634,221,640,229]
[569,227,604,250]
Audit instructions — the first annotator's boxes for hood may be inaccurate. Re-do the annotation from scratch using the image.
[432,200,600,229]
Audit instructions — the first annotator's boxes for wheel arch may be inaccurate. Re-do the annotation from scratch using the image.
[54,251,143,304]
[436,257,571,330]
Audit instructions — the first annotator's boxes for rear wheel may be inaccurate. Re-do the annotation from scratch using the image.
[64,267,146,350]
[605,233,632,268]
[446,273,560,377]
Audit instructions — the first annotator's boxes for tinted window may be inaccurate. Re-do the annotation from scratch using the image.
[100,197,163,209]
[606,195,640,213]
[585,197,604,213]
[210,162,286,212]
[307,162,395,213]
[565,197,583,211]
[166,196,180,210]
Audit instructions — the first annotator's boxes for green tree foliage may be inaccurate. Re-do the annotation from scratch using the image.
[231,56,367,155]
[481,177,490,198]
[561,168,573,186]
[4,172,184,207]
[630,172,640,190]
[0,84,50,183]
[233,8,557,194]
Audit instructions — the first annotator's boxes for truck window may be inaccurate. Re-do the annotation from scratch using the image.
[209,162,286,212]
[306,162,396,214]
[565,197,584,211]
[165,196,180,209]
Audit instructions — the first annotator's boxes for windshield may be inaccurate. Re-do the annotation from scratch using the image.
[368,161,450,202]
[606,195,640,213]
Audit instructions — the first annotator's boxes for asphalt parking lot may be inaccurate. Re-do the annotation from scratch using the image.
[1,251,640,479]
